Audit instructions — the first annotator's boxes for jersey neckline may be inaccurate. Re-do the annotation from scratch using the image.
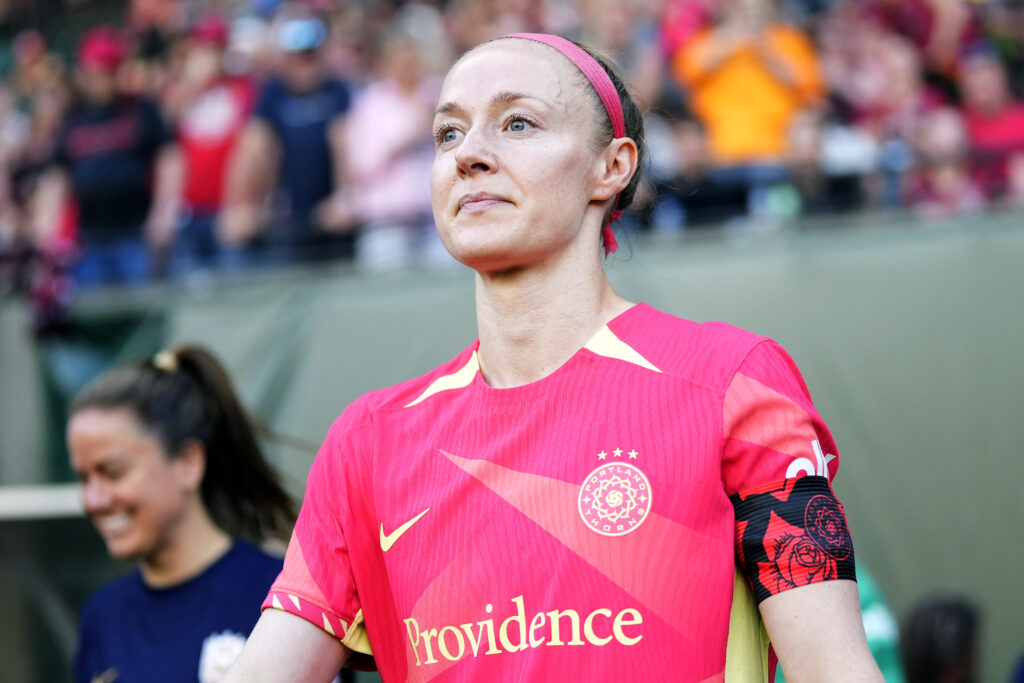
[468,302,650,406]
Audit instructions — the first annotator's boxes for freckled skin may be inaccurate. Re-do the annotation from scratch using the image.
[429,41,610,276]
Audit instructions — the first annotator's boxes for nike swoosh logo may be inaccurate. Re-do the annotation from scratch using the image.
[380,507,430,552]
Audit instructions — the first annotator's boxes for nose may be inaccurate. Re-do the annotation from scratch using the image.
[81,477,111,514]
[454,125,497,177]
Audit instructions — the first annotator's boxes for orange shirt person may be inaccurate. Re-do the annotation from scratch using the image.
[673,0,824,165]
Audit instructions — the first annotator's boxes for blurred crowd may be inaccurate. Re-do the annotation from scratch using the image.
[1,0,1024,305]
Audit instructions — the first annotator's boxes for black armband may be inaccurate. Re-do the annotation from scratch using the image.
[730,475,856,604]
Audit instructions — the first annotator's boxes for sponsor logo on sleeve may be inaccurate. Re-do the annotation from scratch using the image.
[786,439,836,479]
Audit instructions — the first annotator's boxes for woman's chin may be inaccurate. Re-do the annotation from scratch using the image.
[103,535,145,561]
[444,235,548,274]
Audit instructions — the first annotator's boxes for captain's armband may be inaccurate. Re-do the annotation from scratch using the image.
[730,476,856,604]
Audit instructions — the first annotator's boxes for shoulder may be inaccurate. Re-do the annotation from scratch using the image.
[333,343,478,423]
[211,539,283,592]
[254,79,287,110]
[318,343,478,453]
[613,303,771,393]
[223,539,283,573]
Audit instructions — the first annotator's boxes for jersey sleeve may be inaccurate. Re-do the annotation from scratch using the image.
[262,406,373,655]
[722,340,856,603]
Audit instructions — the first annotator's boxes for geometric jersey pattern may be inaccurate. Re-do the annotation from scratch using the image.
[262,303,849,682]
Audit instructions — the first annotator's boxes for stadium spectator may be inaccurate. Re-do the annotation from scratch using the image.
[9,29,67,103]
[900,595,980,683]
[220,15,355,265]
[669,0,825,223]
[907,106,985,219]
[671,0,825,166]
[861,34,946,143]
[1,0,1022,283]
[785,111,867,215]
[576,0,665,112]
[34,26,178,288]
[162,12,257,276]
[342,27,448,271]
[660,0,715,59]
[957,44,1024,204]
[320,2,379,88]
[68,344,297,682]
[0,85,31,241]
[444,0,543,56]
[820,26,946,207]
[647,107,749,230]
[859,0,982,76]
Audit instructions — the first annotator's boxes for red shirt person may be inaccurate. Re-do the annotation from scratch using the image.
[166,14,255,215]
[957,46,1024,202]
[161,13,256,274]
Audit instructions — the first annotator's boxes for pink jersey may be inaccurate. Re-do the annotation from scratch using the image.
[264,303,850,682]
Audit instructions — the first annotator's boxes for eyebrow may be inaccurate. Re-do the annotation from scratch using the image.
[433,91,544,117]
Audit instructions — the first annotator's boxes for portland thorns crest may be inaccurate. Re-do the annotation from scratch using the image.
[578,449,652,537]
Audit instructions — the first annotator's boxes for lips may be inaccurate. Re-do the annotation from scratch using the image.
[457,193,510,214]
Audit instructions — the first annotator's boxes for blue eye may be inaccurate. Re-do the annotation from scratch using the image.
[434,125,459,145]
[509,118,528,132]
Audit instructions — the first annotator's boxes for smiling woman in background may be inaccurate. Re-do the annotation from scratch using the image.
[68,345,295,683]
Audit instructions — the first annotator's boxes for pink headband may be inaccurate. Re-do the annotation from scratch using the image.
[505,32,625,256]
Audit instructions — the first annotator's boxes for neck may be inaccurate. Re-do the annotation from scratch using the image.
[140,499,232,588]
[474,245,632,388]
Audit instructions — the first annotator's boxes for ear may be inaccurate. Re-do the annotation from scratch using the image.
[590,137,639,203]
[172,441,207,493]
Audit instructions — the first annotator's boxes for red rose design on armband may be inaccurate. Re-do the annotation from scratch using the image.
[731,475,857,603]
[757,511,838,594]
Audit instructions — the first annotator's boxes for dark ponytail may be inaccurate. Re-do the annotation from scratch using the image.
[70,345,296,543]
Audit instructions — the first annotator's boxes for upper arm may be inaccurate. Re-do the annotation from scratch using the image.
[31,167,69,243]
[760,580,883,683]
[724,342,854,604]
[722,341,878,679]
[255,412,374,657]
[770,29,825,102]
[672,29,714,87]
[224,120,279,206]
[223,609,350,683]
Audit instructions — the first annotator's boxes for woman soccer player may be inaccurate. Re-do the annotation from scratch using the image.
[69,345,296,682]
[226,34,884,682]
